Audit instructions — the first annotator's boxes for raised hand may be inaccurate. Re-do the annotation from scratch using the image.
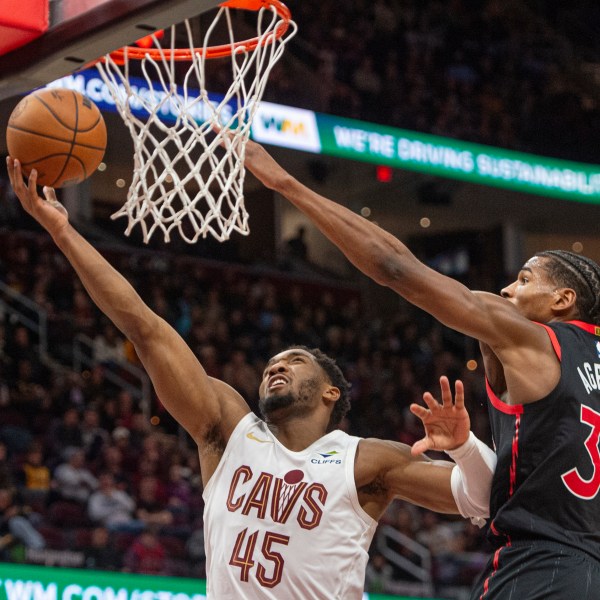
[243,139,288,191]
[6,157,69,237]
[410,376,470,456]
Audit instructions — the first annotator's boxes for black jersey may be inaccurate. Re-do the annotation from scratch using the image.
[486,320,600,561]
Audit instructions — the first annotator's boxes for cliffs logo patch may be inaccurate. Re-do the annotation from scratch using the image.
[596,341,600,359]
[311,449,342,465]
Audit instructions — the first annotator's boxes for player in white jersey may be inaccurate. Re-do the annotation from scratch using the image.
[6,158,495,599]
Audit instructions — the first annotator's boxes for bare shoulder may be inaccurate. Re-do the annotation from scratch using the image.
[473,293,561,402]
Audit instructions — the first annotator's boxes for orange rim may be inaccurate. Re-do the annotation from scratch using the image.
[107,0,291,63]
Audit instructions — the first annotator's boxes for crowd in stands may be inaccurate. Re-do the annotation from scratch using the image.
[264,0,600,164]
[0,227,493,596]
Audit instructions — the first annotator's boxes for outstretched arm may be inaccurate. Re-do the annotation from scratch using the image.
[355,377,494,522]
[243,141,538,349]
[6,159,250,478]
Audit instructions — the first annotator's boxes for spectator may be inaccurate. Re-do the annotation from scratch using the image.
[166,464,193,514]
[92,322,126,366]
[185,527,206,569]
[88,472,143,533]
[6,326,41,380]
[95,444,127,486]
[126,413,152,451]
[221,349,260,401]
[416,510,457,556]
[82,526,121,571]
[80,407,110,463]
[365,552,395,594]
[284,225,309,262]
[111,427,139,475]
[387,504,422,582]
[17,446,51,504]
[52,447,98,504]
[115,390,136,429]
[0,442,14,490]
[135,476,174,530]
[123,527,167,575]
[0,488,45,555]
[47,407,83,457]
[11,358,49,413]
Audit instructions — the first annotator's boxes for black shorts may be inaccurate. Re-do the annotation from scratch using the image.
[469,540,600,600]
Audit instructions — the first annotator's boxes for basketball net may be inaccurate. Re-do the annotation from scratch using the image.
[95,1,296,243]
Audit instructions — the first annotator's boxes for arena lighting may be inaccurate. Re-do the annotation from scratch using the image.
[48,70,600,204]
[376,164,393,182]
[572,241,584,253]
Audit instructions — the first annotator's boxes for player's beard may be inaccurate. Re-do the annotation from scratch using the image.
[259,377,320,420]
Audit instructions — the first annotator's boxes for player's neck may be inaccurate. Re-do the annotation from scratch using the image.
[266,416,328,452]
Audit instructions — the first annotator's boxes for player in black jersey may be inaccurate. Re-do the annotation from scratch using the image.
[243,140,600,599]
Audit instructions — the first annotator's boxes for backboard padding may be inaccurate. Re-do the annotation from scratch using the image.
[0,0,220,101]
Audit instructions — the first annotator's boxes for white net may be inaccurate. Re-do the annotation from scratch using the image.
[95,3,296,243]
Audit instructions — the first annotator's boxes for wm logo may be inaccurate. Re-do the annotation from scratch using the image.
[260,116,306,135]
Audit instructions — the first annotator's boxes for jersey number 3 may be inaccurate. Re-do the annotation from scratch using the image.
[230,528,289,588]
[561,404,600,499]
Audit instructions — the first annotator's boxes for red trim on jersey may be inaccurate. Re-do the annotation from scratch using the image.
[568,320,600,336]
[482,388,521,598]
[535,322,562,360]
[509,414,521,496]
[479,523,511,599]
[486,321,562,413]
[486,379,524,415]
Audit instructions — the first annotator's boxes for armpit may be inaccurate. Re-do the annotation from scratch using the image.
[357,473,387,497]
[202,422,226,454]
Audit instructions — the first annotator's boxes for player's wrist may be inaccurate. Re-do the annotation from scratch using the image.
[445,431,477,458]
[448,432,496,523]
[50,222,74,246]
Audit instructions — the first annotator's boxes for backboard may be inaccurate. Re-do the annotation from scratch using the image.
[0,0,220,101]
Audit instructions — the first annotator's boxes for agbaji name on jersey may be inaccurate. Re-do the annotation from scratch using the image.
[577,361,600,395]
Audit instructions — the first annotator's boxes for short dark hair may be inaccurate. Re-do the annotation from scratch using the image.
[536,250,600,325]
[287,345,351,431]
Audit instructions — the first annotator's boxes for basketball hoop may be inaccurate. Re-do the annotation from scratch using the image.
[95,0,296,243]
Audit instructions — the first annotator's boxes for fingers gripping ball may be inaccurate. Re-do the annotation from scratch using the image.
[6,89,107,188]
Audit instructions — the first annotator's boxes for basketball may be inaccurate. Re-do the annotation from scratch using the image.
[6,88,107,188]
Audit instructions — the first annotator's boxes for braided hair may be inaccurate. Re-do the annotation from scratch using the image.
[288,345,351,432]
[536,250,600,325]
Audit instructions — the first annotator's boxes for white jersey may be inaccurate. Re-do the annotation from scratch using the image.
[203,412,377,599]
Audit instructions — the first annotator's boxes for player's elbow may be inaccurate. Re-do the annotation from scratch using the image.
[126,309,162,350]
[373,252,417,292]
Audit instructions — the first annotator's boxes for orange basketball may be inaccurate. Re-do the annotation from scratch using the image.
[6,88,107,188]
